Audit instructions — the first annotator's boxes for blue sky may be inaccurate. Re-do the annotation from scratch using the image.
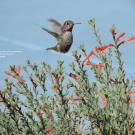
[0,0,135,127]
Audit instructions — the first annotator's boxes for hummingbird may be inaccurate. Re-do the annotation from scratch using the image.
[42,18,81,53]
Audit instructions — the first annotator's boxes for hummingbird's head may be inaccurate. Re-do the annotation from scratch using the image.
[62,20,81,33]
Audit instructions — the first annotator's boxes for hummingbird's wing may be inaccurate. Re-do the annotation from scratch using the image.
[42,28,59,40]
[47,18,62,35]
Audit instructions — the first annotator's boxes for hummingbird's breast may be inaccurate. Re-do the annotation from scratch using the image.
[58,31,73,53]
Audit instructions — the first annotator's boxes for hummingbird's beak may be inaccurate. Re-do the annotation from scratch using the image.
[74,23,81,24]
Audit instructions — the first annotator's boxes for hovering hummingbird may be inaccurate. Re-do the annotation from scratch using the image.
[42,18,81,53]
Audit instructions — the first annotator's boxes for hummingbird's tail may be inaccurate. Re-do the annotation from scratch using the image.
[46,47,53,50]
[46,46,58,52]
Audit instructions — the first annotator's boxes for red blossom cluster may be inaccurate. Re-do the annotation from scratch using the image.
[71,94,80,101]
[82,44,111,72]
[88,110,97,121]
[68,94,81,105]
[83,50,98,63]
[5,66,23,84]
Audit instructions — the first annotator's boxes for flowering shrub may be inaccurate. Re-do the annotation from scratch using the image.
[0,19,135,134]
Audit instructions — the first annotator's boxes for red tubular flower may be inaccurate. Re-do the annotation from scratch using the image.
[10,66,16,73]
[68,79,71,82]
[93,62,103,67]
[86,61,90,65]
[68,73,77,80]
[73,98,81,101]
[10,104,15,106]
[51,72,55,76]
[88,111,90,118]
[81,124,85,133]
[37,100,39,107]
[18,65,21,74]
[83,51,94,63]
[129,101,135,103]
[54,85,57,89]
[98,63,103,72]
[121,36,135,44]
[42,107,49,109]
[56,76,60,81]
[30,78,34,84]
[37,111,41,115]
[76,93,79,96]
[5,71,13,76]
[111,24,115,35]
[116,32,125,41]
[76,121,79,127]
[126,78,129,83]
[128,91,134,94]
[68,102,74,104]
[45,129,54,132]
[50,111,52,118]
[110,78,116,83]
[112,24,115,28]
[18,79,22,84]
[86,62,103,72]
[78,54,82,60]
[16,91,23,94]
[92,62,100,66]
[16,76,23,84]
[92,118,97,121]
[96,44,112,52]
[41,62,43,65]
[0,98,2,102]
[112,31,114,35]
[120,80,123,83]
[92,51,98,58]
[102,97,106,107]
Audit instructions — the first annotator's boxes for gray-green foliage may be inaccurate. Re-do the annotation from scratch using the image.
[0,19,135,135]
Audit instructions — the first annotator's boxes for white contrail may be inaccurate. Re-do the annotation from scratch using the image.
[0,35,73,57]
